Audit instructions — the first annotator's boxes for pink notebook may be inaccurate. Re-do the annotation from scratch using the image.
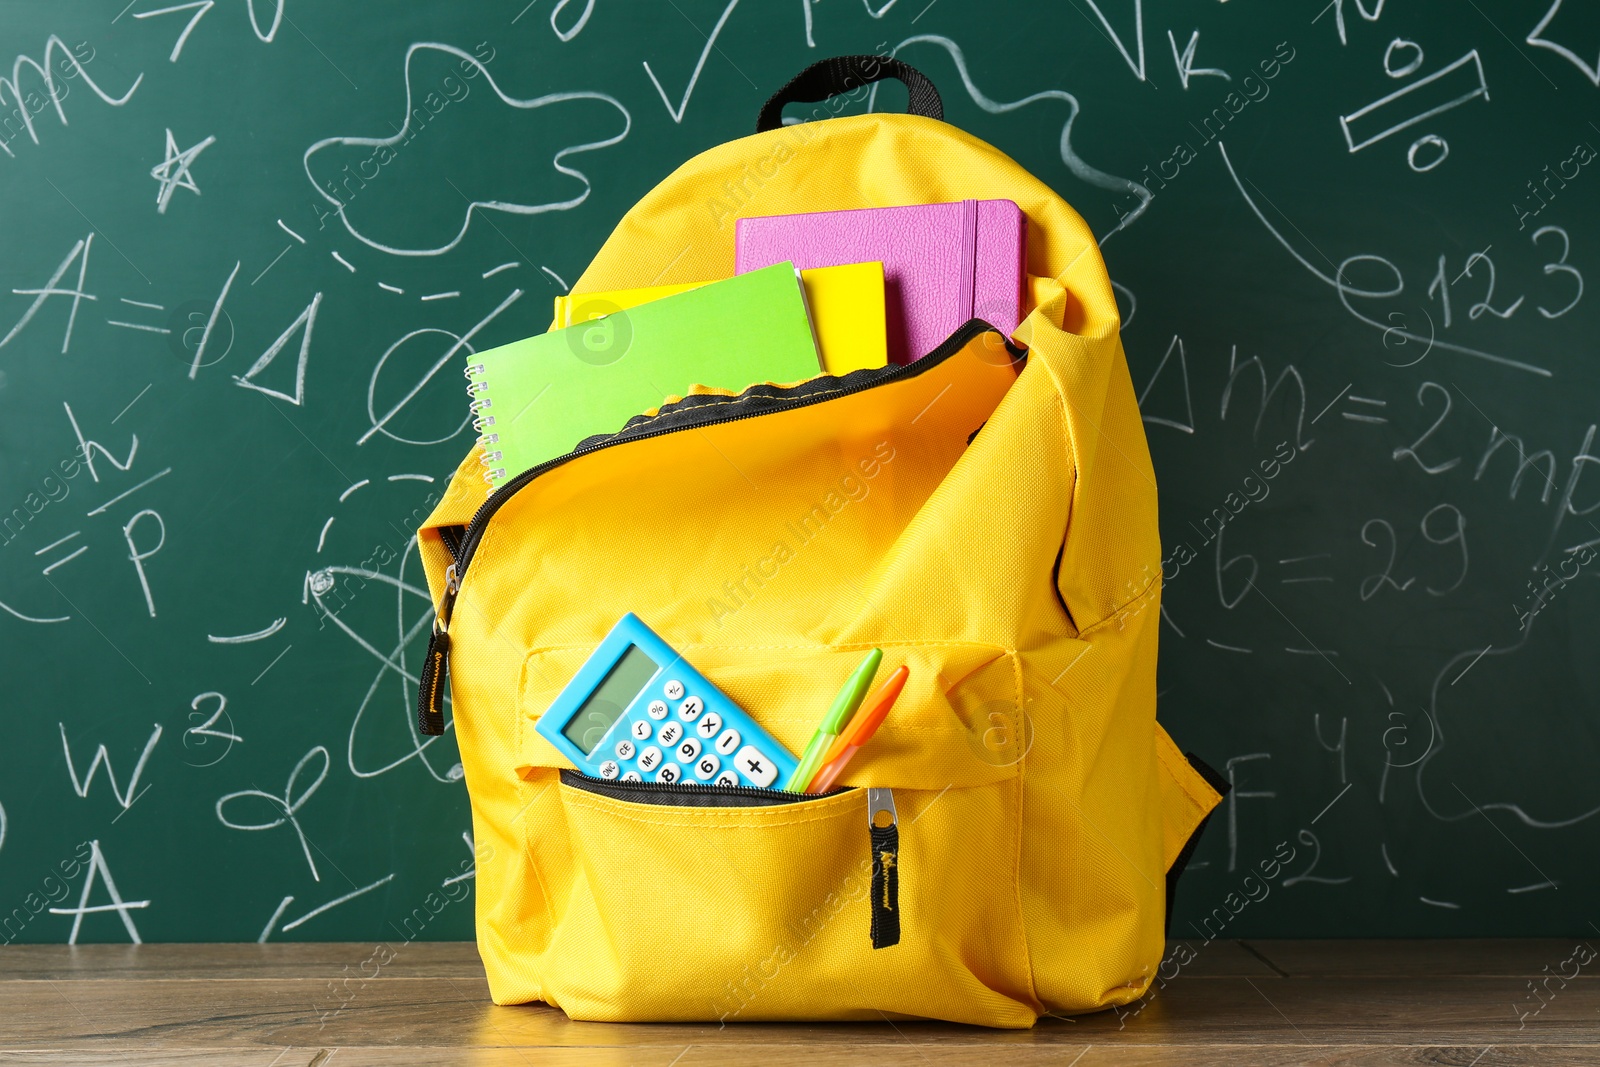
[735,199,1026,364]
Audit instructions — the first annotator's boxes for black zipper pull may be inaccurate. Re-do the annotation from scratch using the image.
[417,568,459,737]
[868,788,900,948]
[417,623,450,736]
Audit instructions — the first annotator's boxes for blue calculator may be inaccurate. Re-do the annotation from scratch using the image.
[536,613,799,789]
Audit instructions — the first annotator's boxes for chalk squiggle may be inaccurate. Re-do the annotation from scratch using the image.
[1415,615,1600,830]
[302,42,630,258]
[872,34,1152,245]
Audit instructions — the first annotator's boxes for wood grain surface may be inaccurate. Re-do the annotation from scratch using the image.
[2,940,1594,1065]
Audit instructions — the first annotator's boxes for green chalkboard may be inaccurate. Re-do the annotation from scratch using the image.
[0,0,1596,946]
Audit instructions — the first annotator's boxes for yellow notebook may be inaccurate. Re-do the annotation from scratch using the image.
[552,262,887,375]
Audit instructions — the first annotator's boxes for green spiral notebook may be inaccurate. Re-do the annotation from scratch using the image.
[466,263,822,488]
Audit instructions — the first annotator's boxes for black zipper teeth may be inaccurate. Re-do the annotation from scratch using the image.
[561,769,851,803]
[445,318,1018,591]
[439,524,464,559]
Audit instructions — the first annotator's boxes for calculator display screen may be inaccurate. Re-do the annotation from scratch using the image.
[563,645,659,755]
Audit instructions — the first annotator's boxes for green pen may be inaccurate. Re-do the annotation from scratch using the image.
[783,648,882,792]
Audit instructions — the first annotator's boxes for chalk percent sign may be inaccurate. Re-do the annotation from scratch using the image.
[1339,37,1489,174]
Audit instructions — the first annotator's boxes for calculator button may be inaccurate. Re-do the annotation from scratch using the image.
[663,679,685,700]
[598,760,619,779]
[621,771,642,782]
[614,740,636,760]
[658,721,683,747]
[676,737,702,763]
[646,700,669,720]
[631,719,653,742]
[714,769,741,787]
[696,712,723,739]
[655,762,682,784]
[735,746,778,787]
[694,754,721,780]
[637,746,662,771]
[677,696,704,721]
[714,728,741,756]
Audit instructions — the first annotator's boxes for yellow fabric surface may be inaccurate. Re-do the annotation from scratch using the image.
[419,111,1222,1025]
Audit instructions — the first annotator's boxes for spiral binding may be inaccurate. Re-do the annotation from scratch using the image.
[464,361,505,486]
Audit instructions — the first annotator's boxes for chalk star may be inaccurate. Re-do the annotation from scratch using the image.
[150,128,216,214]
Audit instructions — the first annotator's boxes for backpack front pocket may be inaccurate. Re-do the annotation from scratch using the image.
[541,770,1037,1025]
[510,641,1039,1025]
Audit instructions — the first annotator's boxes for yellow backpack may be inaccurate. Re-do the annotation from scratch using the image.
[417,56,1224,1027]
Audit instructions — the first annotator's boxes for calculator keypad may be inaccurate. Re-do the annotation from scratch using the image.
[589,680,785,790]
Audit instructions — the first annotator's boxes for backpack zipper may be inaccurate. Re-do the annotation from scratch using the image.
[560,768,850,805]
[868,786,901,948]
[416,318,1021,735]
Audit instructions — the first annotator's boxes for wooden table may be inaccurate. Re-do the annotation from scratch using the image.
[2,940,1596,1064]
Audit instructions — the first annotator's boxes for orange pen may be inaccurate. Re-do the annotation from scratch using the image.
[805,665,908,793]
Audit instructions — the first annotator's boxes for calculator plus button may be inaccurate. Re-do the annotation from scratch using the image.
[676,737,702,763]
[646,700,669,720]
[714,728,741,756]
[614,740,636,760]
[631,719,653,742]
[663,679,685,701]
[599,760,620,779]
[714,769,740,787]
[637,746,662,772]
[696,712,723,739]
[658,721,683,747]
[621,771,642,782]
[735,746,778,787]
[694,754,721,780]
[676,696,704,721]
[655,762,682,784]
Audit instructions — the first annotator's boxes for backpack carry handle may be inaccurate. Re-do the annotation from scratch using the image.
[755,55,943,133]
